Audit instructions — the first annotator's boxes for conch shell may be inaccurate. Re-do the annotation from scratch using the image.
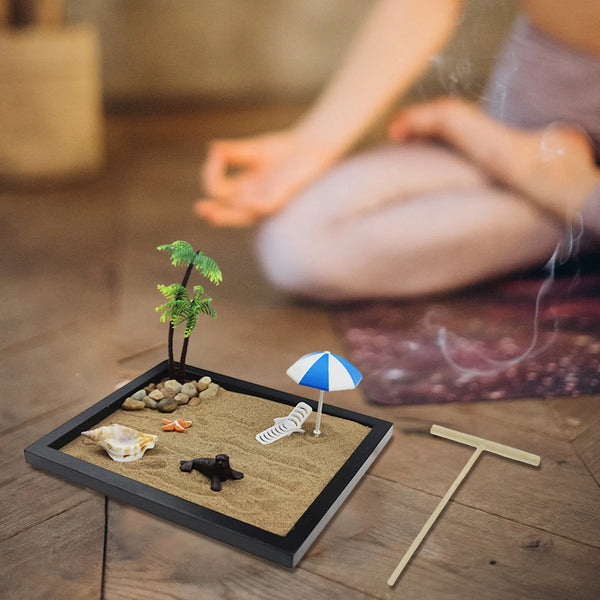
[81,424,158,462]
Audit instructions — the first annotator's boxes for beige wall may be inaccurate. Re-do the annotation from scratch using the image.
[67,0,516,106]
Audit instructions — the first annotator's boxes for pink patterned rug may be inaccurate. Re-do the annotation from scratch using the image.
[334,259,600,405]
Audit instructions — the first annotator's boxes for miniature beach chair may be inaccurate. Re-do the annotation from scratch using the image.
[255,402,313,445]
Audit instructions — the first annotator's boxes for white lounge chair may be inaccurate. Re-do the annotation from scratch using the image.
[255,402,313,445]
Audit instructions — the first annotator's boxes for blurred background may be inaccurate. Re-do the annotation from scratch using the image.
[1,0,520,385]
[1,0,516,183]
[72,0,514,107]
[1,0,520,392]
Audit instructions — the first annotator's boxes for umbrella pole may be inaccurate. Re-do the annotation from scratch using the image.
[314,389,324,436]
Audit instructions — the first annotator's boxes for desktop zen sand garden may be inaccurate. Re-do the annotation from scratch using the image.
[24,241,393,567]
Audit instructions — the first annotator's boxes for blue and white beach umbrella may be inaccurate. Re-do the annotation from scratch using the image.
[286,351,362,436]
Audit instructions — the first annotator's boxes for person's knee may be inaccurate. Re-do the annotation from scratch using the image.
[257,214,357,300]
[256,217,318,296]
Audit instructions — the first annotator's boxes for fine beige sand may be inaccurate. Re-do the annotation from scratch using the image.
[62,386,370,536]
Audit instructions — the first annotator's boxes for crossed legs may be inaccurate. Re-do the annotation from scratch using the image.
[256,142,564,300]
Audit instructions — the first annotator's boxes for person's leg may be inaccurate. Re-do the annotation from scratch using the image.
[256,142,564,300]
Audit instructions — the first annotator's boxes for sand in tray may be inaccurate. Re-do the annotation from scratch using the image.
[62,386,371,536]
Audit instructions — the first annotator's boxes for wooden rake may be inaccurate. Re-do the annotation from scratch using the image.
[387,425,541,587]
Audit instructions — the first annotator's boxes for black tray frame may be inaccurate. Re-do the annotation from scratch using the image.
[24,360,393,567]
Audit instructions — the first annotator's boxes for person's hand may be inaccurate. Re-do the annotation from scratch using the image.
[388,97,600,221]
[195,129,334,226]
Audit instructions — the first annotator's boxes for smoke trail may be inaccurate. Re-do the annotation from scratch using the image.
[437,218,583,381]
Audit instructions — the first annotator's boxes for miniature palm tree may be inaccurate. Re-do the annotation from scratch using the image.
[156,241,222,382]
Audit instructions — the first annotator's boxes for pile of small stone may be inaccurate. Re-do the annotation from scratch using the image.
[121,376,220,413]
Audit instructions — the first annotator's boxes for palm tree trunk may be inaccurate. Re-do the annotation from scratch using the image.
[167,323,176,379]
[173,252,198,382]
[180,257,197,288]
[177,336,190,382]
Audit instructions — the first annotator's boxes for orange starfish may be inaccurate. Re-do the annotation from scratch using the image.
[162,419,192,432]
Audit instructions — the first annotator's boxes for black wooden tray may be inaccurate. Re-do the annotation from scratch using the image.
[24,360,393,567]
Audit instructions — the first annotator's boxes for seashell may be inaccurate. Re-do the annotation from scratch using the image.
[81,424,158,462]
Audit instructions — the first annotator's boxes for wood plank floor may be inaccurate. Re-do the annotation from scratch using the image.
[2,106,599,599]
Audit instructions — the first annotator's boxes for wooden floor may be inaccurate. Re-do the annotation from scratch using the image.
[2,107,599,599]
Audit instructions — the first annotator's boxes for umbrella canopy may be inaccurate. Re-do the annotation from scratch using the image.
[286,351,362,391]
[287,351,362,436]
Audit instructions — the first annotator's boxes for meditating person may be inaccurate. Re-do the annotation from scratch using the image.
[195,0,600,300]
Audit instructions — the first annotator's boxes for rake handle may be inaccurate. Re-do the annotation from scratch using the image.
[387,426,541,587]
[387,445,484,587]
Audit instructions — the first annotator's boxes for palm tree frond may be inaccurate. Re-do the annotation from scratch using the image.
[182,296,217,337]
[195,298,217,318]
[158,241,222,285]
[157,241,196,267]
[192,253,223,285]
[157,283,189,301]
[184,313,198,337]
[156,284,192,326]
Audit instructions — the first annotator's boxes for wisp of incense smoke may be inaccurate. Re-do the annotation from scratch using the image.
[437,219,584,381]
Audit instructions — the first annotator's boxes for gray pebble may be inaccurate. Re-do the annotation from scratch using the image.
[181,382,198,397]
[162,387,177,399]
[164,379,182,393]
[174,392,189,405]
[143,396,158,409]
[158,397,178,412]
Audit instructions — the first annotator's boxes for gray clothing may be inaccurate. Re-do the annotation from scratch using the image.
[484,16,600,162]
[485,16,600,237]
